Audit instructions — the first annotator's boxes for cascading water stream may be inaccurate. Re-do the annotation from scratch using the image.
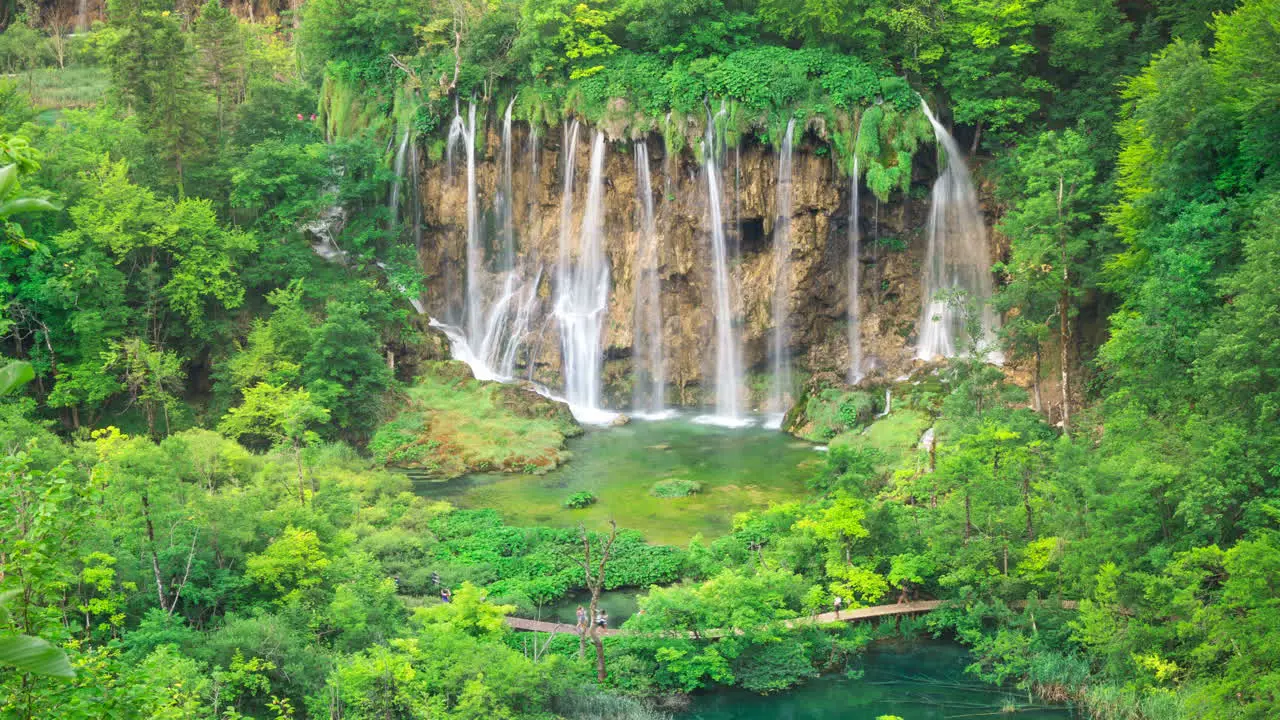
[916,101,1002,362]
[448,102,482,345]
[848,153,864,384]
[698,107,746,425]
[631,139,667,416]
[389,129,410,222]
[553,128,614,423]
[768,117,797,422]
[496,98,517,271]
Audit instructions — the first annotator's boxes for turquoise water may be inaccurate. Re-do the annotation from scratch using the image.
[417,415,822,544]
[685,639,1077,719]
[530,589,641,626]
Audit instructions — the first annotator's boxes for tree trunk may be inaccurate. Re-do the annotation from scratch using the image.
[1023,472,1035,540]
[141,491,168,608]
[1032,342,1043,413]
[294,442,307,504]
[963,490,972,544]
[593,631,607,681]
[1059,289,1071,430]
[1057,178,1071,431]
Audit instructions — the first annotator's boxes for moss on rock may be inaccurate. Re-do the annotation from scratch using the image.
[371,361,582,478]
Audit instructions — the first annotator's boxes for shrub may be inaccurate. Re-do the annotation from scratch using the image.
[563,491,597,509]
[649,478,702,498]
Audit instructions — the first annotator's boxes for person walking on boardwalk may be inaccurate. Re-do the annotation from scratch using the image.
[833,595,843,618]
[576,605,587,630]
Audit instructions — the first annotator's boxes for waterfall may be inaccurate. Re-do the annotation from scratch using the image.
[447,102,482,345]
[768,117,797,419]
[699,108,746,424]
[305,203,346,263]
[389,129,411,222]
[496,98,517,271]
[848,155,864,384]
[916,101,1002,362]
[553,128,612,422]
[632,139,667,415]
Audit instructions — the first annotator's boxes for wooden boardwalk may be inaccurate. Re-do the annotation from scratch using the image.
[505,599,942,637]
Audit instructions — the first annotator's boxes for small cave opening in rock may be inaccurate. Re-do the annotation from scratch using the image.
[737,217,768,256]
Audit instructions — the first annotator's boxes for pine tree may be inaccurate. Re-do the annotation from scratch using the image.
[107,0,211,193]
[193,0,246,138]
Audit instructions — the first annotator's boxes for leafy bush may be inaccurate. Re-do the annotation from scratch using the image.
[649,478,702,498]
[563,491,597,508]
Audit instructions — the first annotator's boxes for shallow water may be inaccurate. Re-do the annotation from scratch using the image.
[686,639,1077,719]
[536,588,641,626]
[415,414,821,544]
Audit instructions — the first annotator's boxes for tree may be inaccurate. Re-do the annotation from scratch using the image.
[193,0,246,137]
[301,301,392,440]
[107,0,211,190]
[218,382,329,504]
[103,338,185,438]
[995,129,1101,428]
[578,520,617,680]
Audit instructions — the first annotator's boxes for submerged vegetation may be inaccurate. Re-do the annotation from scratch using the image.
[0,0,1278,718]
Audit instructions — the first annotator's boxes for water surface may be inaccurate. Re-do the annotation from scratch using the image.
[416,415,820,544]
[686,639,1076,719]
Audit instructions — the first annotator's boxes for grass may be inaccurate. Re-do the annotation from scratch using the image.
[829,408,932,473]
[650,478,702,497]
[371,361,580,478]
[16,66,109,110]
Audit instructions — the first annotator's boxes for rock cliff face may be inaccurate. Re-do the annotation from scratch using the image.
[415,116,944,410]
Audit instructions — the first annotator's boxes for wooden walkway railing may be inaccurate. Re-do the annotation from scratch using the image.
[505,599,943,637]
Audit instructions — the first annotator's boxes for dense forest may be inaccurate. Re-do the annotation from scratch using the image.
[1,0,1277,718]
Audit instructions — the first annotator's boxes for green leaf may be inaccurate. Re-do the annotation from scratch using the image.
[0,164,15,199]
[0,361,35,395]
[0,197,59,218]
[0,634,76,679]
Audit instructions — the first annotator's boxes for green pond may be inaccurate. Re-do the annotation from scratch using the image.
[415,415,822,544]
[685,638,1077,719]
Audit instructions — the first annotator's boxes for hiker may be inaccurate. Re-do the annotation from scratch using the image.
[440,587,452,603]
[575,605,587,629]
[833,595,843,618]
[392,575,400,590]
[595,610,608,629]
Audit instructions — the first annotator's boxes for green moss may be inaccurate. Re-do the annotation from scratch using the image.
[650,478,702,498]
[417,418,820,544]
[787,387,881,442]
[829,409,932,472]
[370,361,580,479]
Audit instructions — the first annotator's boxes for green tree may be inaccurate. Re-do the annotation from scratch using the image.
[103,337,185,438]
[301,301,392,440]
[995,129,1101,428]
[193,0,247,138]
[107,0,211,190]
[218,382,329,503]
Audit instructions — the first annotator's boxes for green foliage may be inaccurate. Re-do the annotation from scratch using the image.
[563,490,598,508]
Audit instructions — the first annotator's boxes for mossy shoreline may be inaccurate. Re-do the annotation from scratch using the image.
[371,360,582,478]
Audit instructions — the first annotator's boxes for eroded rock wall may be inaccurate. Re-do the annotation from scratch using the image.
[416,117,938,410]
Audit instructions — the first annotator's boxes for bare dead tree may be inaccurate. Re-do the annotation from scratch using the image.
[578,520,618,681]
[44,7,73,70]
